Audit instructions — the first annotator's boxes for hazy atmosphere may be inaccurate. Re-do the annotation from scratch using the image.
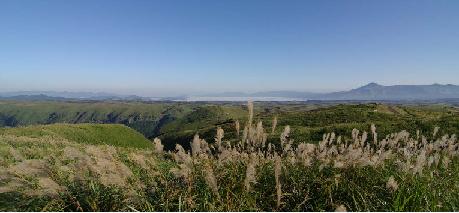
[1,0,459,96]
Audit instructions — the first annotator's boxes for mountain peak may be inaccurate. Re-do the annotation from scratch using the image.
[322,83,459,100]
[359,82,382,89]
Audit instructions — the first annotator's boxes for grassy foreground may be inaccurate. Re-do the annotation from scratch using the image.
[1,103,459,211]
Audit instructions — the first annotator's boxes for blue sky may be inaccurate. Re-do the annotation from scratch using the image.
[1,0,459,96]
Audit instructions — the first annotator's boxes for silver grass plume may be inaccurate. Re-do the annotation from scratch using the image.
[153,137,164,154]
[256,121,264,147]
[191,134,202,157]
[413,149,426,175]
[203,161,220,200]
[433,127,440,138]
[272,116,278,134]
[386,176,399,192]
[274,153,282,209]
[174,144,192,165]
[244,154,258,191]
[335,205,347,212]
[352,129,360,143]
[171,144,192,181]
[280,125,291,151]
[247,100,254,127]
[371,124,378,145]
[215,127,224,151]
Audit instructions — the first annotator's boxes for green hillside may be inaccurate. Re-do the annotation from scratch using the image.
[0,101,175,138]
[274,104,459,143]
[1,101,459,150]
[158,103,459,150]
[0,124,152,149]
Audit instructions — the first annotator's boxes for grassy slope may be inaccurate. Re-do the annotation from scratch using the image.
[0,123,152,149]
[0,101,168,123]
[0,101,250,149]
[1,101,459,149]
[160,103,459,149]
[0,101,172,138]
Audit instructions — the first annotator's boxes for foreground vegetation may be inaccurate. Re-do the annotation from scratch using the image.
[1,101,459,211]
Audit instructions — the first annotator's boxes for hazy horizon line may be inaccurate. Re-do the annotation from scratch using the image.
[1,82,459,98]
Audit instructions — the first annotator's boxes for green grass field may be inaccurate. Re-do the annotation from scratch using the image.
[0,123,152,149]
[2,101,459,151]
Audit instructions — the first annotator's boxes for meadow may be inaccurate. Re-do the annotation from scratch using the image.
[1,101,459,211]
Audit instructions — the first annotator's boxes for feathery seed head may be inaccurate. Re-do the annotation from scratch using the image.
[272,116,278,134]
[244,155,257,192]
[247,100,254,126]
[215,127,224,151]
[433,127,440,138]
[386,176,399,192]
[153,138,164,154]
[191,134,202,157]
[335,205,347,212]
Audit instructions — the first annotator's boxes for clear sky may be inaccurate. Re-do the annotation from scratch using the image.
[1,0,459,96]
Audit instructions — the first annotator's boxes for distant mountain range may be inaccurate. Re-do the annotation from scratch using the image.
[317,83,459,100]
[196,83,459,101]
[0,91,116,99]
[0,91,150,101]
[2,83,459,101]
